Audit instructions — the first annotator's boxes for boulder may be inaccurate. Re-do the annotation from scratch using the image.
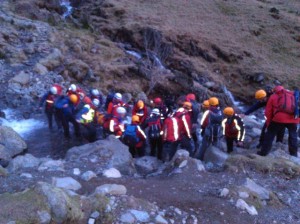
[235,199,258,216]
[10,71,30,85]
[81,171,97,181]
[243,116,263,129]
[38,159,65,172]
[0,165,8,176]
[103,168,122,178]
[37,210,51,224]
[155,215,168,224]
[39,48,62,70]
[203,146,228,166]
[34,63,48,75]
[120,212,136,223]
[66,59,90,82]
[242,178,270,200]
[94,184,127,196]
[135,156,162,175]
[0,126,27,160]
[129,210,150,223]
[0,145,12,167]
[66,136,135,175]
[8,154,40,172]
[52,177,82,191]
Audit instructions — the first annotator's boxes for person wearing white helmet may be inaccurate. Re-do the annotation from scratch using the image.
[89,88,103,108]
[107,92,129,115]
[103,106,127,139]
[145,108,164,160]
[39,85,62,130]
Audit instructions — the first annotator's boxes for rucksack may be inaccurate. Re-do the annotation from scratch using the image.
[205,109,223,143]
[123,125,140,147]
[104,92,115,111]
[294,89,299,119]
[147,116,161,139]
[276,90,295,115]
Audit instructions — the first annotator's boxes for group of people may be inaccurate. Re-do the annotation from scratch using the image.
[39,83,299,161]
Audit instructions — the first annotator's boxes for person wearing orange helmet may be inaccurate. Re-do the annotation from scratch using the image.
[132,100,148,126]
[123,115,147,158]
[243,87,284,149]
[222,107,245,153]
[197,97,223,160]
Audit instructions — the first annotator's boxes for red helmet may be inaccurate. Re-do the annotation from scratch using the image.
[273,85,284,93]
[153,97,162,105]
[186,93,196,102]
[83,96,92,105]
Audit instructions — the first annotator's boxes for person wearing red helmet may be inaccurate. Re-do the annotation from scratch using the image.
[258,86,299,157]
[152,97,169,122]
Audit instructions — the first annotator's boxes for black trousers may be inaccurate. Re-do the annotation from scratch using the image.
[180,135,195,156]
[129,143,145,158]
[45,108,61,129]
[149,137,163,160]
[163,141,179,162]
[61,114,80,138]
[226,137,237,153]
[259,121,285,145]
[82,124,97,142]
[261,122,298,156]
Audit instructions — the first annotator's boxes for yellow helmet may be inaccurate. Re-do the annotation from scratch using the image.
[209,97,219,106]
[255,89,267,100]
[223,107,235,116]
[69,94,78,104]
[132,115,140,123]
[202,100,210,108]
[183,101,192,110]
[137,100,144,109]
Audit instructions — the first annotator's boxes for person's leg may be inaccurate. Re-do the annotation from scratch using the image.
[226,137,234,153]
[286,123,298,157]
[129,146,135,158]
[169,142,179,161]
[180,136,195,156]
[260,122,282,156]
[150,138,157,157]
[61,114,70,138]
[198,135,210,161]
[54,108,62,130]
[137,143,146,157]
[258,122,267,148]
[70,117,81,138]
[157,137,164,160]
[45,109,53,129]
[276,127,285,143]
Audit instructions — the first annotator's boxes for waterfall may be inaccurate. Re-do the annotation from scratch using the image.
[60,0,73,18]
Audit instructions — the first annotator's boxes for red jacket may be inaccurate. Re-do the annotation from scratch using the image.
[163,117,180,142]
[222,115,245,141]
[132,105,148,124]
[53,84,63,95]
[103,117,124,138]
[107,100,128,115]
[131,122,147,147]
[174,108,192,139]
[265,92,299,126]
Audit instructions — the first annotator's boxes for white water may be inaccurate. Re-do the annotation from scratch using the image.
[0,109,45,138]
[223,86,246,111]
[60,0,73,18]
[126,50,142,60]
[153,55,165,69]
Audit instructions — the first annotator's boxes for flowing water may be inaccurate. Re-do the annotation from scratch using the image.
[60,0,73,18]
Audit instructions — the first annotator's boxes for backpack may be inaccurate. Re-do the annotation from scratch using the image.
[294,89,299,119]
[205,109,223,143]
[123,125,140,147]
[147,116,161,139]
[276,90,295,115]
[104,92,115,111]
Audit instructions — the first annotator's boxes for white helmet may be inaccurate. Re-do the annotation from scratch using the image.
[50,86,57,95]
[92,99,100,107]
[114,93,122,100]
[91,89,100,96]
[84,104,91,110]
[70,84,77,92]
[152,108,160,115]
[116,107,126,115]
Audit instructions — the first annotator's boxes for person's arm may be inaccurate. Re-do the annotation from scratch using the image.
[137,126,147,140]
[182,115,192,138]
[39,93,48,107]
[244,101,265,115]
[107,102,113,114]
[200,110,209,129]
[235,117,245,142]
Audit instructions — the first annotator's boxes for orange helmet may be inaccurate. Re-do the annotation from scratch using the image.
[137,100,144,109]
[186,93,196,102]
[202,100,210,108]
[183,101,192,110]
[209,97,219,106]
[255,90,267,100]
[69,94,78,104]
[223,107,235,116]
[132,115,140,123]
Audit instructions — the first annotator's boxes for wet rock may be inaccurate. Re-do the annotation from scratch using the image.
[120,212,136,223]
[10,71,30,85]
[0,165,8,176]
[81,171,97,181]
[8,154,40,172]
[235,199,258,215]
[0,111,6,119]
[243,178,270,200]
[52,177,82,191]
[103,168,122,178]
[239,191,250,199]
[20,173,33,178]
[135,156,162,175]
[155,215,168,224]
[38,159,64,172]
[37,210,51,224]
[0,145,11,167]
[73,168,81,175]
[0,126,27,159]
[90,211,100,219]
[34,63,48,75]
[66,136,135,175]
[243,116,262,129]
[219,188,230,197]
[129,210,150,223]
[251,127,261,138]
[94,184,127,196]
[203,146,228,166]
